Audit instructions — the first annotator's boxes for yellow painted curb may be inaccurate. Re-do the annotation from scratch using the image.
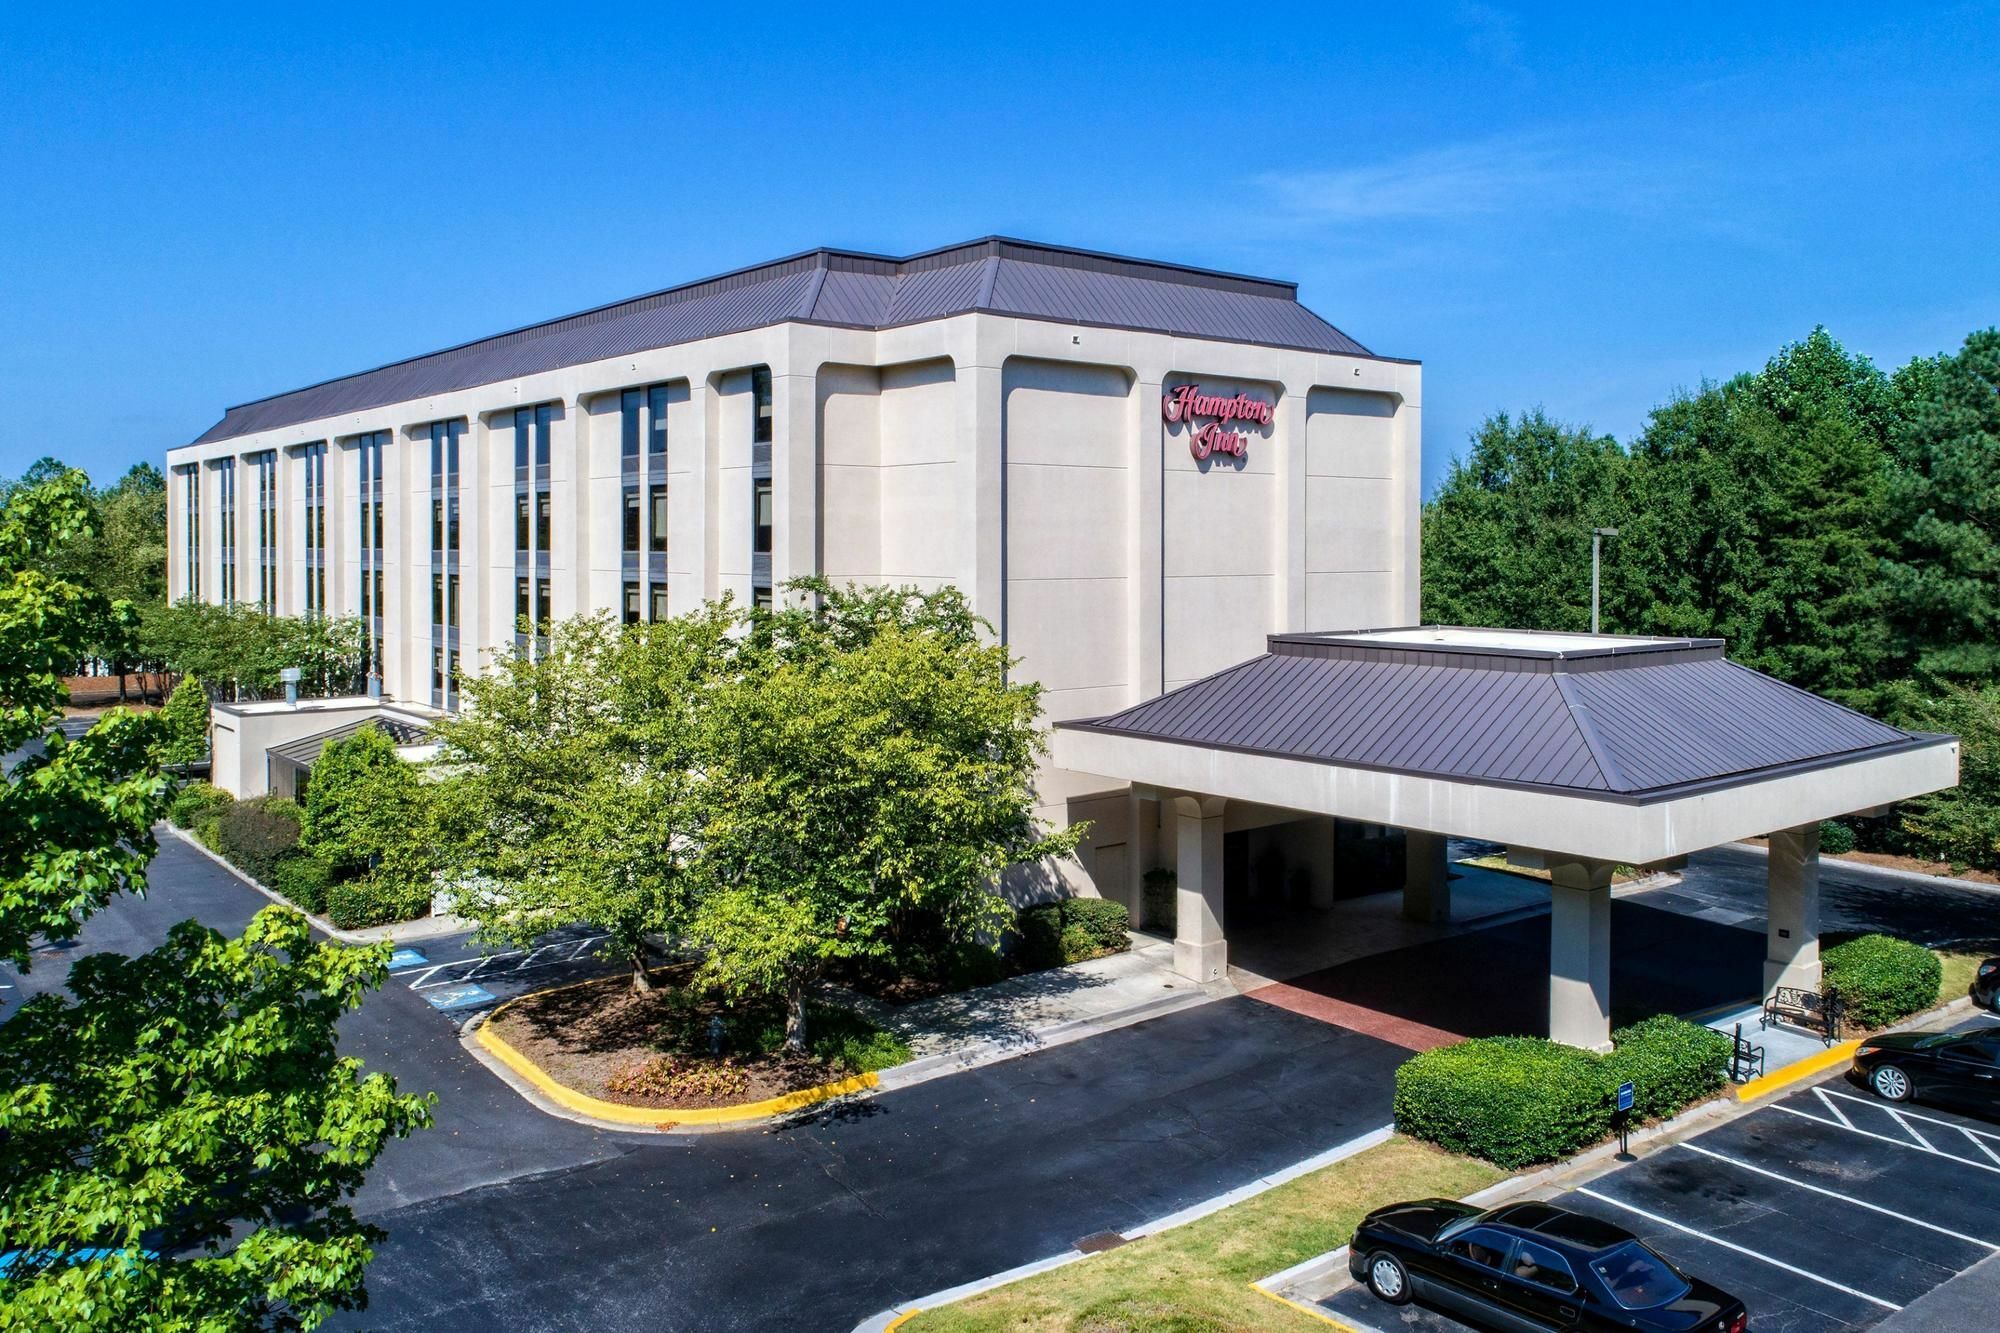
[882,1311,920,1331]
[1735,1038,1860,1102]
[1248,1282,1359,1329]
[474,980,880,1128]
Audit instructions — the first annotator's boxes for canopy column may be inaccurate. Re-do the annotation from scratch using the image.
[1172,794,1228,983]
[1548,857,1614,1051]
[1765,825,1822,995]
[1402,829,1450,923]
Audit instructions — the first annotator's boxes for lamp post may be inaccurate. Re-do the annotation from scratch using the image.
[1591,527,1619,635]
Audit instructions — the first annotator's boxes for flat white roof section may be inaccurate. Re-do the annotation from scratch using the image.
[1053,626,1959,865]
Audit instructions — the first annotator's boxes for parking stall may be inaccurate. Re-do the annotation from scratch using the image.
[1322,1017,2000,1333]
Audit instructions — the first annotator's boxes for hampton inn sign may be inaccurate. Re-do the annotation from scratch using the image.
[1162,383,1273,461]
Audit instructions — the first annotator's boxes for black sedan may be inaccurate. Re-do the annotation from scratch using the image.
[1350,1198,1746,1332]
[1972,957,1999,1012]
[1850,1025,2000,1116]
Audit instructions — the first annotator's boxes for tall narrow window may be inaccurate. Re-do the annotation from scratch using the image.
[513,405,554,653]
[752,366,773,444]
[301,441,327,616]
[216,458,237,605]
[429,418,464,707]
[254,452,277,609]
[623,489,641,553]
[179,465,200,600]
[354,431,389,684]
[623,581,640,625]
[649,484,667,553]
[753,478,773,554]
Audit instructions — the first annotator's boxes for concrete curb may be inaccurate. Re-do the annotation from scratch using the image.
[158,822,474,945]
[850,1124,1397,1332]
[1725,839,2000,898]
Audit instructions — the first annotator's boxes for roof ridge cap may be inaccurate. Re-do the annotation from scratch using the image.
[1551,670,1630,792]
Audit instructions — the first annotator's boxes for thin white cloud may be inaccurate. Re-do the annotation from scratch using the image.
[1259,138,1598,224]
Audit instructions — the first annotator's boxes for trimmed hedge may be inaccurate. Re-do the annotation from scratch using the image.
[270,853,335,915]
[211,795,303,886]
[1016,898,1132,970]
[167,781,234,830]
[1603,1016,1732,1121]
[1825,934,1942,1029]
[1395,1037,1612,1169]
[1396,1016,1733,1168]
[1818,819,1858,855]
[325,874,433,931]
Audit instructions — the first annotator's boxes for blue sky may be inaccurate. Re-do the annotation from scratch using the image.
[3,3,1995,495]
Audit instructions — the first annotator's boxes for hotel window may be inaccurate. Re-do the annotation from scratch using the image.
[513,405,553,651]
[216,458,237,605]
[623,581,641,625]
[752,586,773,611]
[623,488,641,553]
[429,418,465,707]
[354,431,389,683]
[516,577,530,627]
[301,441,327,615]
[752,366,773,444]
[535,492,552,552]
[621,383,670,623]
[753,478,773,554]
[179,464,200,600]
[253,451,277,610]
[649,587,668,622]
[649,483,667,553]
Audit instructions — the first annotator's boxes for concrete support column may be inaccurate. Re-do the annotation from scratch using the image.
[1765,825,1822,994]
[1402,828,1450,923]
[1172,795,1227,982]
[1548,858,1614,1051]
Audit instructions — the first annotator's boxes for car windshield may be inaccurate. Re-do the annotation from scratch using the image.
[1590,1242,1690,1309]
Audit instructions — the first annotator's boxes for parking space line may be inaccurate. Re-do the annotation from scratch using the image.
[1811,1086,1855,1130]
[1821,1088,2000,1144]
[403,934,610,989]
[1770,1104,2000,1175]
[1676,1143,2000,1250]
[1886,1107,1937,1152]
[1963,1128,2000,1166]
[1574,1187,1901,1312]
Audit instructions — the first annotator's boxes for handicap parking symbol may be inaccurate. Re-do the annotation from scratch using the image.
[422,982,496,1011]
[387,948,429,971]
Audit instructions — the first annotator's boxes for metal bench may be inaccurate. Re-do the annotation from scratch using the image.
[1762,985,1842,1045]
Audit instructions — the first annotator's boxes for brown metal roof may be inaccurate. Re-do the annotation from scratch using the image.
[1058,627,1947,803]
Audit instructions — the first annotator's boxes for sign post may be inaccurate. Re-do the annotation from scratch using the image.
[1615,1081,1636,1160]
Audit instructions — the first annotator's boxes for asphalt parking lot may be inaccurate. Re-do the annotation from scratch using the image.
[381,924,623,1024]
[1324,1015,2000,1333]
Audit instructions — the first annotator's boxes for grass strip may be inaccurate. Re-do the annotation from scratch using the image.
[906,1135,1501,1331]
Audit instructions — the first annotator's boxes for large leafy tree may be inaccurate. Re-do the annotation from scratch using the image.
[0,471,431,1327]
[692,582,1081,1049]
[433,605,740,990]
[1420,410,1627,631]
[1882,329,2000,685]
[139,601,366,700]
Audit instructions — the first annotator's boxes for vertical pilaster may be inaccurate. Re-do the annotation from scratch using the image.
[1549,858,1614,1051]
[1402,828,1451,923]
[1765,825,1823,994]
[1172,794,1228,982]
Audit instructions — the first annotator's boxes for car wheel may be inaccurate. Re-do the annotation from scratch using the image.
[1366,1251,1412,1305]
[1872,1064,1913,1102]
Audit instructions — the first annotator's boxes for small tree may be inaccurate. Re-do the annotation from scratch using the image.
[301,724,429,886]
[0,908,434,1329]
[692,583,1081,1049]
[158,672,210,768]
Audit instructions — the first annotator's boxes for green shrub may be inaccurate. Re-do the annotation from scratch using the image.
[158,674,210,767]
[1818,820,1858,855]
[1825,934,1942,1029]
[1015,898,1133,970]
[1605,1016,1732,1121]
[167,781,233,830]
[1395,1036,1613,1169]
[211,795,303,885]
[1141,868,1177,933]
[195,814,224,851]
[324,873,433,931]
[269,853,335,915]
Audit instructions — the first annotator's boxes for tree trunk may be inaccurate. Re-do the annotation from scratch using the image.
[784,976,809,1052]
[630,944,653,993]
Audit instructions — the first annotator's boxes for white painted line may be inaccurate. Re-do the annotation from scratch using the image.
[1770,1105,2000,1175]
[1887,1107,1937,1153]
[1574,1187,1901,1312]
[1812,1086,1856,1131]
[1963,1128,2000,1167]
[1677,1143,2000,1250]
[405,935,611,989]
[1822,1088,2000,1142]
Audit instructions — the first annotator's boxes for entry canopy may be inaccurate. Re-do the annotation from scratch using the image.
[1052,627,1959,867]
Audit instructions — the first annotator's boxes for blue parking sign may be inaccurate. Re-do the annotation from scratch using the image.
[1617,1081,1635,1113]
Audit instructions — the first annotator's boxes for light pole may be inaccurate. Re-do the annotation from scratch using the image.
[1591,527,1619,634]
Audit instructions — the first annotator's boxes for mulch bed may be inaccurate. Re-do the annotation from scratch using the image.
[488,967,844,1110]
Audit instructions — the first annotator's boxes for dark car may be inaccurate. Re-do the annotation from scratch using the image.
[1849,1025,2000,1116]
[1350,1198,1746,1332]
[1972,958,1999,1013]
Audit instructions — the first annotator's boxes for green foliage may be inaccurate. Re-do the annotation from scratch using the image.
[1818,820,1858,855]
[166,779,234,830]
[1016,898,1132,970]
[158,672,210,766]
[433,606,740,988]
[693,581,1083,1047]
[0,908,433,1330]
[301,724,434,899]
[0,470,169,965]
[1602,1016,1732,1121]
[1394,1037,1613,1169]
[1824,934,1943,1029]
[211,795,303,885]
[271,853,335,915]
[324,874,433,931]
[138,601,366,700]
[1896,684,2000,870]
[1396,1019,1729,1167]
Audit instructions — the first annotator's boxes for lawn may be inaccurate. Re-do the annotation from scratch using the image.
[904,1136,1502,1332]
[1938,947,1995,1008]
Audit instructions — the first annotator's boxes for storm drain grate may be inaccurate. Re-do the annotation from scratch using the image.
[1074,1231,1129,1254]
